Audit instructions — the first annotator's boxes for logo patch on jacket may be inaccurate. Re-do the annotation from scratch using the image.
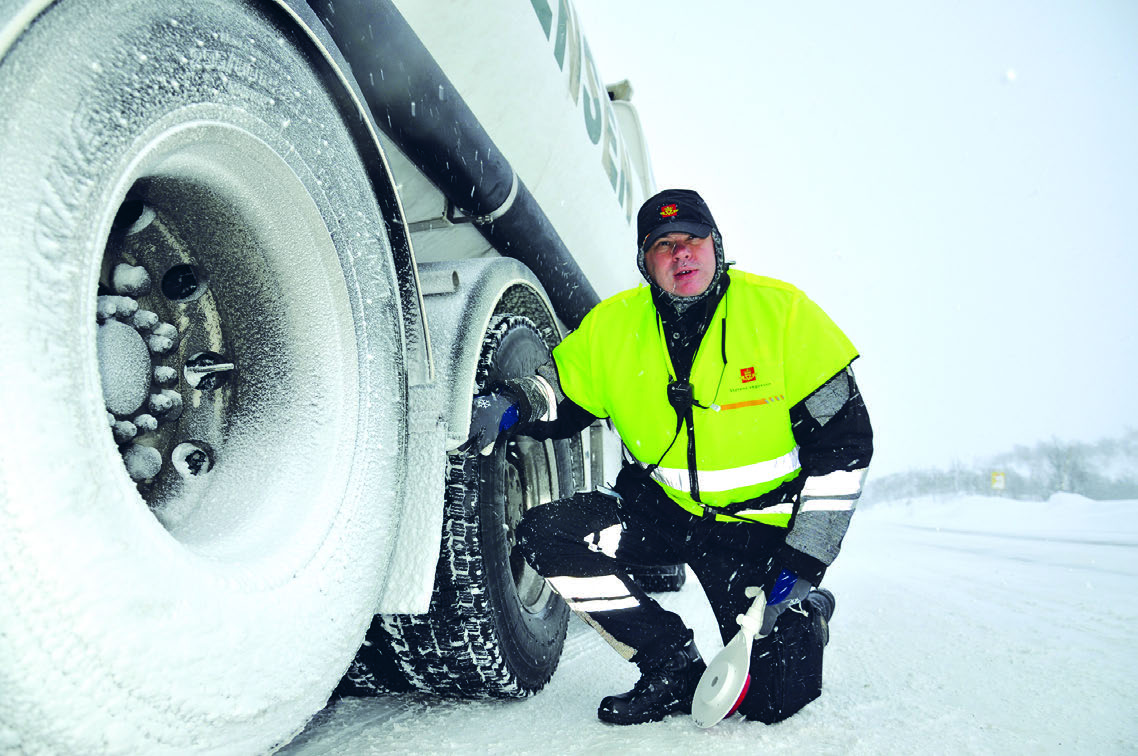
[740,367,756,383]
[659,203,679,218]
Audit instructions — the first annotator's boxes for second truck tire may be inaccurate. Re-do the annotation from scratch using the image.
[342,315,575,698]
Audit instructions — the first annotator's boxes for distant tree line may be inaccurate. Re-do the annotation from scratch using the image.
[862,430,1138,504]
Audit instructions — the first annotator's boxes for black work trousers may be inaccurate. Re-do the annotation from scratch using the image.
[515,469,825,723]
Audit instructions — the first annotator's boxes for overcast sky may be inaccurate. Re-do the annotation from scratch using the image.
[574,0,1138,477]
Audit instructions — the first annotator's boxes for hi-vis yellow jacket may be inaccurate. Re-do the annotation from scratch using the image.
[552,270,858,526]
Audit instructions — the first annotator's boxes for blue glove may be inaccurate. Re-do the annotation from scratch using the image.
[459,391,521,456]
[759,569,813,636]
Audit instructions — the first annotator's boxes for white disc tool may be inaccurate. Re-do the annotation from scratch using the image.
[691,587,766,728]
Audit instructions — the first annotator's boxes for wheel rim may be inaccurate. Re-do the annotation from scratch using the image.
[504,436,560,613]
[94,120,360,554]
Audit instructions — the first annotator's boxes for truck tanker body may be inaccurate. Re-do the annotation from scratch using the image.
[0,0,663,751]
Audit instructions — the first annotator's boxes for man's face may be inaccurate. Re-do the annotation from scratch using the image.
[644,232,716,297]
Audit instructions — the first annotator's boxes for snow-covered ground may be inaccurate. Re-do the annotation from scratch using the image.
[282,493,1138,755]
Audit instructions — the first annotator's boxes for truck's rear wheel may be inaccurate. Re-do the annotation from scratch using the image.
[0,1,405,752]
[342,315,575,698]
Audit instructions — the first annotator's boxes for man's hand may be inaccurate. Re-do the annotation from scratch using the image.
[460,391,522,456]
[759,568,813,636]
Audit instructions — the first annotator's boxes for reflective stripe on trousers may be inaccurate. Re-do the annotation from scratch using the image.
[547,574,640,613]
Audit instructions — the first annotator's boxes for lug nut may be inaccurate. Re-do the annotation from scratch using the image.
[123,444,162,482]
[148,389,183,419]
[113,263,152,297]
[153,366,177,386]
[132,309,159,331]
[112,420,138,444]
[97,295,139,323]
[147,322,179,355]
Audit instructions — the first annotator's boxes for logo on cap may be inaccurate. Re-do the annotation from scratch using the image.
[659,204,679,218]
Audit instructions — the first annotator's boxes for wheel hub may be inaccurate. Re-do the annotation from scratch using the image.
[97,192,233,500]
[85,117,370,559]
[96,319,152,416]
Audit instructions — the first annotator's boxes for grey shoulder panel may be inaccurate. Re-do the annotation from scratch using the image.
[804,366,852,427]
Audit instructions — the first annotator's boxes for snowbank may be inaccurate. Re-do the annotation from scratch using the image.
[863,492,1138,543]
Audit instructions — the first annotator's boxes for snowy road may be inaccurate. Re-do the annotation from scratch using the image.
[282,494,1138,755]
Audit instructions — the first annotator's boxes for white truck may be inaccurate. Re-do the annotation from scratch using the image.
[0,0,666,752]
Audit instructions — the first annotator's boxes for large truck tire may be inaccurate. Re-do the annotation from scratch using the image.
[342,315,575,698]
[0,1,407,753]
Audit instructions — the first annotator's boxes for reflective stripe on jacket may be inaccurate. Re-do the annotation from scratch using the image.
[553,269,858,526]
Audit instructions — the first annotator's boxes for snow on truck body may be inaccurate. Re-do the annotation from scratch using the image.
[0,0,651,753]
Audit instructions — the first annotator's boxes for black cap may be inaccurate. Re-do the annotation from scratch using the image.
[636,189,716,252]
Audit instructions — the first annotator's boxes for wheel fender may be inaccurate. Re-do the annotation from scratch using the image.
[278,0,433,388]
[374,257,564,614]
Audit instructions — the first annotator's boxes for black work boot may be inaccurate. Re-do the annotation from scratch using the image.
[598,640,706,725]
[805,588,836,646]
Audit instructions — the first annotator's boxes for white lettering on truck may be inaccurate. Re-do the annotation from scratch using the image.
[531,0,635,223]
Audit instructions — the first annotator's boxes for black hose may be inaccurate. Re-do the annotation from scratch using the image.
[308,0,600,327]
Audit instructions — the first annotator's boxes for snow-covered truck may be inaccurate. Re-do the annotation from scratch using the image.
[0,0,657,751]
